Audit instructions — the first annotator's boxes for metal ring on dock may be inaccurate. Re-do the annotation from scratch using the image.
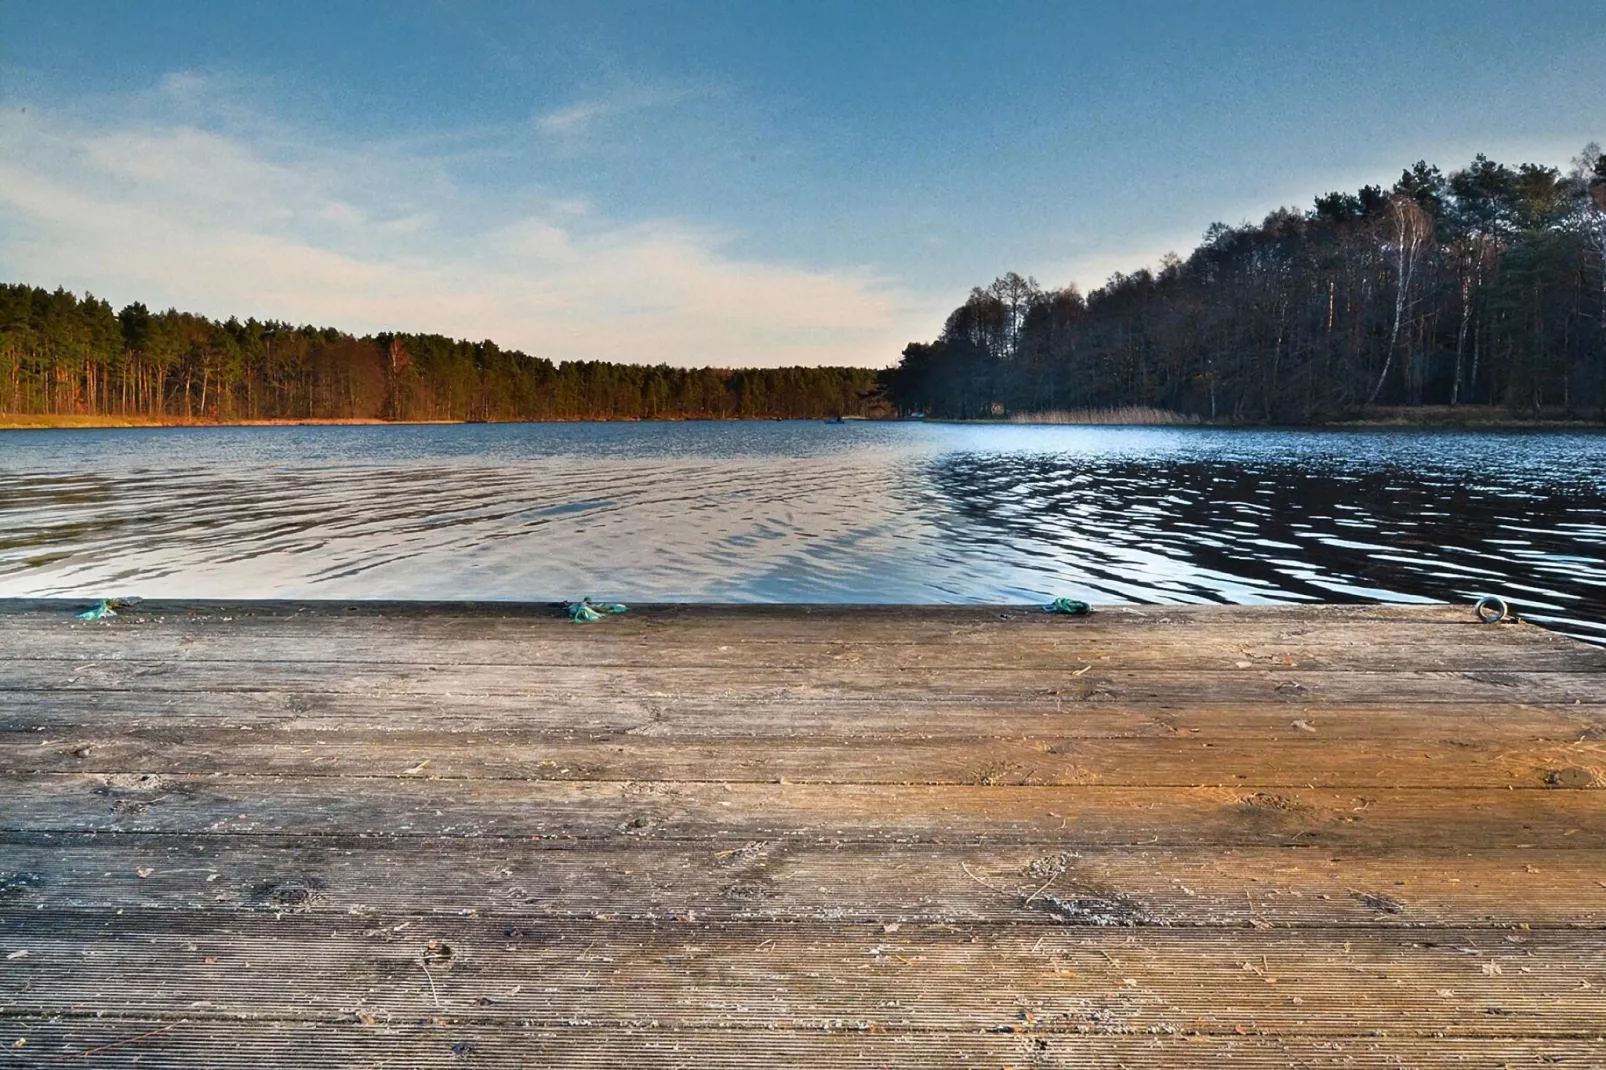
[1474,595,1509,624]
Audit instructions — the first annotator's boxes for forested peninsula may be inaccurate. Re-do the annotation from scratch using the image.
[886,148,1606,423]
[0,286,881,424]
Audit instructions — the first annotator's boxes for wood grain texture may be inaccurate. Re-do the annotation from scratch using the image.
[0,600,1601,1067]
[3,835,1602,928]
[7,728,1603,787]
[7,774,1605,848]
[5,660,1599,708]
[5,914,1604,1036]
[3,1021,1602,1069]
[6,614,1601,672]
[6,692,1601,744]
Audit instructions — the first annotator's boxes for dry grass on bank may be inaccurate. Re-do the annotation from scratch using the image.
[1006,406,1201,426]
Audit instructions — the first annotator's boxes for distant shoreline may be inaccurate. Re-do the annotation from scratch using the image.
[3,407,1603,432]
[0,415,461,430]
[0,414,868,431]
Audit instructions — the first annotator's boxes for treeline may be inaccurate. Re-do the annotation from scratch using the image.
[0,286,882,422]
[883,146,1606,422]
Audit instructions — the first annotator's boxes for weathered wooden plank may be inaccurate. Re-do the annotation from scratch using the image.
[0,599,1600,1060]
[4,619,1594,672]
[2,915,1601,1036]
[0,599,1490,628]
[5,1019,1601,1069]
[3,659,1600,707]
[6,775,1603,848]
[5,691,1600,743]
[5,728,1602,789]
[4,835,1602,928]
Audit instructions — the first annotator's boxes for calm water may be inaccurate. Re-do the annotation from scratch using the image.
[2,422,1603,642]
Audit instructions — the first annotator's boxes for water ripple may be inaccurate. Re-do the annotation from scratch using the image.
[1,422,1603,642]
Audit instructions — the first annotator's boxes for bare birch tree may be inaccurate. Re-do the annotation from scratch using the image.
[1367,193,1434,405]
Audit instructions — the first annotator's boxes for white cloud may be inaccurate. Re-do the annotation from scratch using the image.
[158,70,209,105]
[533,81,714,141]
[0,85,927,368]
[535,100,613,135]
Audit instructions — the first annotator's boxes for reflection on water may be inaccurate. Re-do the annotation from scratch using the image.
[1,422,1603,641]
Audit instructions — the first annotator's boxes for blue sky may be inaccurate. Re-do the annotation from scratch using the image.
[2,0,1603,366]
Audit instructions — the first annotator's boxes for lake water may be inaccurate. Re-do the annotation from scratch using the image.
[2,422,1603,642]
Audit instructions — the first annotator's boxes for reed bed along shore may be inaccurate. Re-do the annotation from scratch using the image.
[1005,406,1201,426]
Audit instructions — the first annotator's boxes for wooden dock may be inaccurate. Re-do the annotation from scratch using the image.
[1,600,1603,1067]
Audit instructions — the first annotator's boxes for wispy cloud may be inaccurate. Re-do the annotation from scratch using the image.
[533,81,711,139]
[535,100,615,136]
[0,79,925,368]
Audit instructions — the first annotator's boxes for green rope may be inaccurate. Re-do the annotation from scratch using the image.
[76,598,138,621]
[1043,597,1091,616]
[566,597,629,623]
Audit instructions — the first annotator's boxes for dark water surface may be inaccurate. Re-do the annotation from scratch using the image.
[2,422,1603,642]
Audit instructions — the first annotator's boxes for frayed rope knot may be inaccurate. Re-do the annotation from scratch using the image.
[566,597,629,623]
[1043,597,1091,616]
[76,598,140,621]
